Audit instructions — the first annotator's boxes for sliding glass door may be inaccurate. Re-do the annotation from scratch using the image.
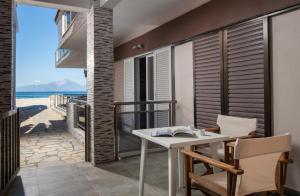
[134,54,155,129]
[123,46,172,130]
[146,55,155,128]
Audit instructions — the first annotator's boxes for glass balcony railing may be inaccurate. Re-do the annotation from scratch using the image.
[62,11,77,36]
[55,48,70,64]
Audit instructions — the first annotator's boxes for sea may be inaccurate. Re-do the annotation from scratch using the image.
[16,91,87,99]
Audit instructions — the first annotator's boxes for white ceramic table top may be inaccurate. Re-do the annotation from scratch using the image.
[133,126,230,149]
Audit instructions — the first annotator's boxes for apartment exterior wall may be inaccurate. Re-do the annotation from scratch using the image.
[113,3,300,193]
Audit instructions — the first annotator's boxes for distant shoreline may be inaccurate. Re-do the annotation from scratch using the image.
[16,91,87,99]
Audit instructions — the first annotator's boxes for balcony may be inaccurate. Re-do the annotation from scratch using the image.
[54,11,87,69]
[61,11,77,37]
[55,48,70,67]
[59,12,86,49]
[55,47,86,68]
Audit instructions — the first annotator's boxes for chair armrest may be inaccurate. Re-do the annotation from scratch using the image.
[181,150,244,175]
[248,131,256,137]
[279,157,293,164]
[205,127,220,133]
[224,132,256,146]
[224,134,256,143]
[226,141,235,148]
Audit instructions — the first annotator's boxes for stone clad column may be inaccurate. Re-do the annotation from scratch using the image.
[87,0,115,165]
[0,0,14,114]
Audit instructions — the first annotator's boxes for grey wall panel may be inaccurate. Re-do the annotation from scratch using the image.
[272,9,300,191]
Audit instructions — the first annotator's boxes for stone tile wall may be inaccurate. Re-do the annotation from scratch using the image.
[87,1,115,165]
[0,0,13,114]
[11,1,16,109]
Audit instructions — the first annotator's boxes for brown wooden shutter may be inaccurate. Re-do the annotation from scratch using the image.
[225,19,268,136]
[194,32,222,128]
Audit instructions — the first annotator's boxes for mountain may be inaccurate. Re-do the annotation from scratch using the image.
[17,79,86,92]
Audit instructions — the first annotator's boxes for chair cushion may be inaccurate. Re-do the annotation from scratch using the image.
[191,172,227,196]
[190,171,240,196]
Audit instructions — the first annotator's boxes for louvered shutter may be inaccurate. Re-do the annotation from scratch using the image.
[194,32,222,128]
[154,47,172,127]
[124,58,135,112]
[226,19,266,136]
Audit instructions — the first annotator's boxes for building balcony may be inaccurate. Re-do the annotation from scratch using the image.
[55,11,86,68]
[55,48,86,68]
[58,12,86,50]
[55,48,70,66]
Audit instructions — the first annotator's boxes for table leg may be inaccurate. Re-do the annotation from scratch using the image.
[209,142,220,173]
[139,139,148,196]
[178,147,184,188]
[169,148,178,196]
[178,146,192,188]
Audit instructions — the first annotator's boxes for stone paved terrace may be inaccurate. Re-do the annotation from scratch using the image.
[18,98,84,167]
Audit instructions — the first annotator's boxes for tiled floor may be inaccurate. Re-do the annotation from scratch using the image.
[19,106,84,167]
[6,152,205,196]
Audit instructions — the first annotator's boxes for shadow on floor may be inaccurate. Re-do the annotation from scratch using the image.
[20,124,35,134]
[19,105,47,123]
[21,119,67,135]
[48,119,67,131]
[97,151,169,187]
[5,176,26,196]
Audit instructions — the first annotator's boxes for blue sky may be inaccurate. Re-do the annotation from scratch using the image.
[16,5,86,87]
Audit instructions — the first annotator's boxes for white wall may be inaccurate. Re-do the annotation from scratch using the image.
[272,9,300,192]
[174,42,194,126]
[114,60,124,101]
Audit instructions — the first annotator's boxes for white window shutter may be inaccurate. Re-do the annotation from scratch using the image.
[124,58,135,111]
[154,46,172,127]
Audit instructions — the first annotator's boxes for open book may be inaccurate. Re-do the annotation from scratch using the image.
[151,126,195,137]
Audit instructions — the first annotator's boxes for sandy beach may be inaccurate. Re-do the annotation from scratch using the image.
[16,97,50,108]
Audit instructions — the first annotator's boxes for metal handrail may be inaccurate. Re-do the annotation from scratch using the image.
[51,94,87,112]
[114,100,177,105]
[114,100,177,159]
[70,98,87,105]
